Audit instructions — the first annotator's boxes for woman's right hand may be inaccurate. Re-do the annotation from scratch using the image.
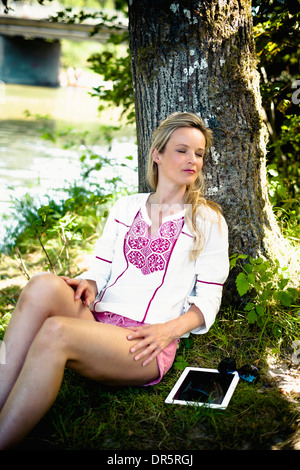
[60,277,97,307]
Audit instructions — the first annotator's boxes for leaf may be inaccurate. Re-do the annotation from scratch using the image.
[173,356,188,370]
[260,273,271,283]
[277,279,289,290]
[230,253,247,268]
[247,309,258,324]
[230,255,238,269]
[244,263,253,274]
[247,274,256,286]
[255,304,265,316]
[236,272,250,296]
[25,228,35,237]
[277,291,293,307]
[244,302,255,311]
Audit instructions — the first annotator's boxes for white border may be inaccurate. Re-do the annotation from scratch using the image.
[165,367,239,410]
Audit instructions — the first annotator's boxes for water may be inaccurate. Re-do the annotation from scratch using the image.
[0,84,137,246]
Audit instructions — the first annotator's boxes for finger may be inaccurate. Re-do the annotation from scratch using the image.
[127,326,150,340]
[142,350,159,367]
[66,278,80,287]
[77,282,96,306]
[74,281,87,300]
[132,339,158,360]
[129,341,144,354]
[137,346,160,367]
[83,291,93,306]
[62,277,80,290]
[128,334,153,353]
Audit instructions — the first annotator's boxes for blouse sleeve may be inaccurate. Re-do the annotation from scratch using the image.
[187,212,230,334]
[78,199,121,294]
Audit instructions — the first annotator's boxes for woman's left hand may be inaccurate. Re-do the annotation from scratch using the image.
[127,323,176,367]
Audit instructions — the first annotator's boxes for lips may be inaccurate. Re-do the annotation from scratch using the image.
[183,169,196,174]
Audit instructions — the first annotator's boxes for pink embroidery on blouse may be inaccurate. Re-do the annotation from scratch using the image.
[124,210,184,275]
[197,279,223,286]
[96,256,112,263]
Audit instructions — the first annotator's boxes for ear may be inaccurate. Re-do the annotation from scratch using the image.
[152,148,161,164]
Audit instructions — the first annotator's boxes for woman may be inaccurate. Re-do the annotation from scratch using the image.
[0,112,229,449]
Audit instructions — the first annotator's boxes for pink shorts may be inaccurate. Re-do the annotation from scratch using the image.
[93,312,179,386]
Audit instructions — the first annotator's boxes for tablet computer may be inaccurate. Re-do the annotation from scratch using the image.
[165,367,239,409]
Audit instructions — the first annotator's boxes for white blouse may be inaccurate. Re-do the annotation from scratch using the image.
[79,193,229,336]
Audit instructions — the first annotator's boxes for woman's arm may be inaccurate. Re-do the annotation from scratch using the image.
[188,212,229,334]
[167,303,205,337]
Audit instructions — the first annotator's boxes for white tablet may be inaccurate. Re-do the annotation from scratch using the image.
[165,367,239,410]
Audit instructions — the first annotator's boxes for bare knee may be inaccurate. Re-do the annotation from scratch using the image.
[24,272,62,295]
[19,273,69,312]
[16,273,92,324]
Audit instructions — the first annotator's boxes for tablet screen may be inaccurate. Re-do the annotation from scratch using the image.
[165,367,239,409]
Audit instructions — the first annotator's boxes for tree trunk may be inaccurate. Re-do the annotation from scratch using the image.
[128,0,296,297]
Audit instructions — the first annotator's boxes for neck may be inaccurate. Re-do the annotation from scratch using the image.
[151,185,186,207]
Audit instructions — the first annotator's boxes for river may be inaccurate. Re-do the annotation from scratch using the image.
[0,83,137,247]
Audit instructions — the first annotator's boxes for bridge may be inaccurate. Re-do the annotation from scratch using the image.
[0,3,127,87]
[0,14,126,42]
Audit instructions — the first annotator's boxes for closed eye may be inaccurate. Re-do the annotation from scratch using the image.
[176,147,204,157]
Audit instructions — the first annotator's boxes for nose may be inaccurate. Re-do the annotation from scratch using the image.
[187,151,197,163]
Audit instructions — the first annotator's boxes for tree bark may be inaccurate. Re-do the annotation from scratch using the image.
[128,0,296,296]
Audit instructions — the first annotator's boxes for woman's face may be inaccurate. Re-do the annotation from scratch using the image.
[154,127,206,189]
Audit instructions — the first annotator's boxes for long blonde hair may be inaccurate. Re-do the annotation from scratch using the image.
[147,112,222,259]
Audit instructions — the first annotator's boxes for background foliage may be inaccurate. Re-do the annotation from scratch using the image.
[252,0,299,233]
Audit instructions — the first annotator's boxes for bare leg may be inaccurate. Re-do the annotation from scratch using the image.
[0,272,94,411]
[0,315,159,449]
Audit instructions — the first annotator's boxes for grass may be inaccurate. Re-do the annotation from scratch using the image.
[1,251,299,451]
[44,371,296,451]
[18,327,299,451]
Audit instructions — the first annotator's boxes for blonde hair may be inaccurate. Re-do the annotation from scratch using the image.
[147,112,222,259]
